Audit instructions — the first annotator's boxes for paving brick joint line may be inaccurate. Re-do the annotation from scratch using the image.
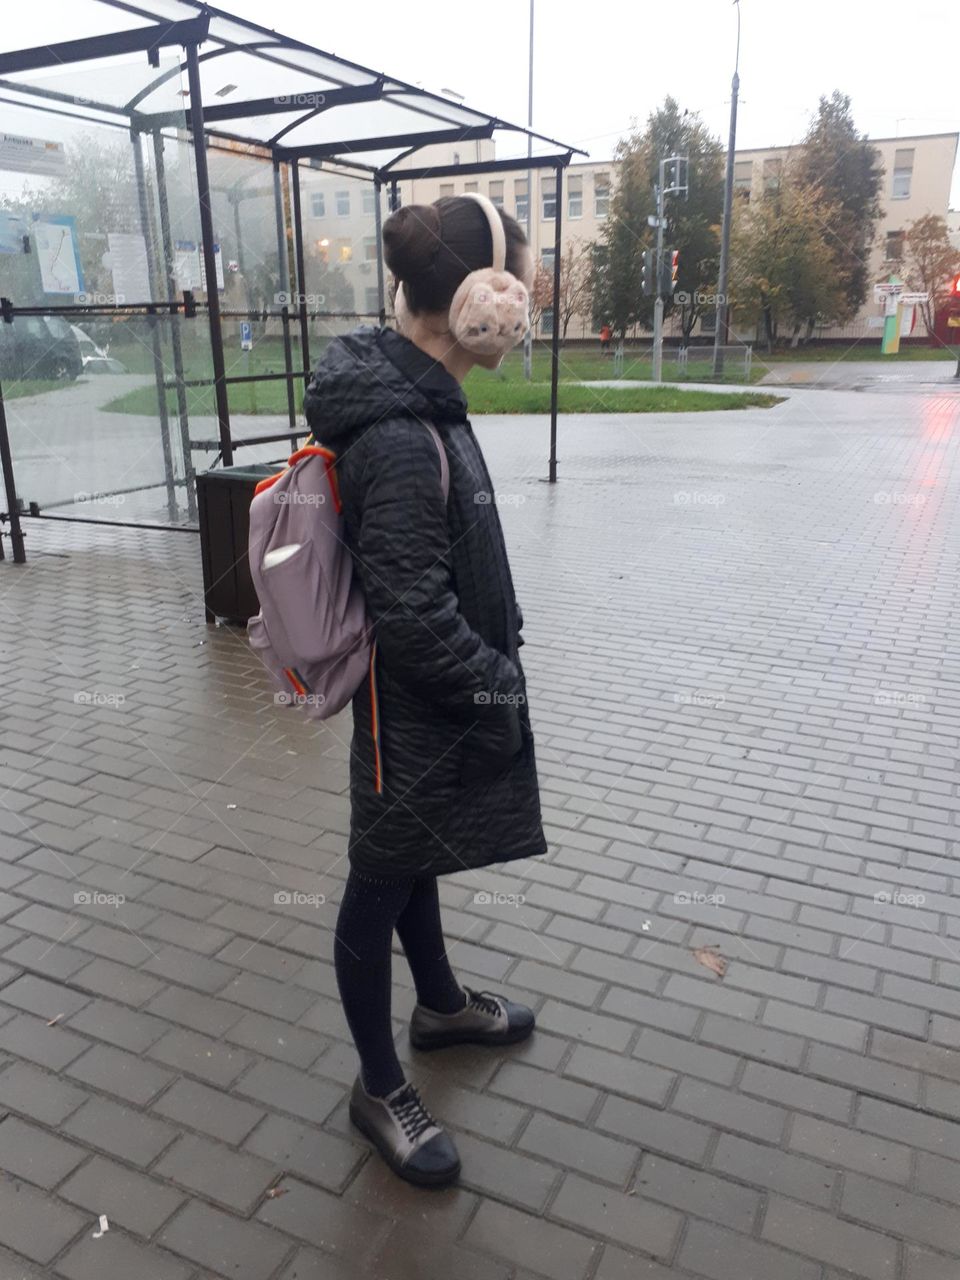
[1,389,960,1280]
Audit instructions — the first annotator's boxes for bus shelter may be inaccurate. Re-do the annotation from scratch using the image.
[0,0,581,562]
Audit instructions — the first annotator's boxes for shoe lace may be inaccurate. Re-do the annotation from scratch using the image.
[466,987,502,1018]
[390,1085,437,1143]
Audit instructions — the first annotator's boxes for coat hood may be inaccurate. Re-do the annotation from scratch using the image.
[303,325,468,447]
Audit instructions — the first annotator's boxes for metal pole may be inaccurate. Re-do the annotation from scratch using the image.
[374,176,386,326]
[131,127,177,522]
[652,165,665,383]
[0,380,26,563]
[185,41,233,467]
[272,157,296,428]
[290,157,311,376]
[152,128,196,520]
[522,0,534,381]
[548,161,563,483]
[713,0,741,379]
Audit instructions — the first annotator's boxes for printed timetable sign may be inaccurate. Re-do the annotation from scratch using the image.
[34,216,83,295]
[0,132,66,177]
[173,240,224,292]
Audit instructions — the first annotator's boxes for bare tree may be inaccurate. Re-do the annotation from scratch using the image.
[903,215,960,335]
[531,239,594,342]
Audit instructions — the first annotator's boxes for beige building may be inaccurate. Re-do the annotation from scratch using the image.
[297,131,957,340]
[730,132,959,338]
[392,132,958,340]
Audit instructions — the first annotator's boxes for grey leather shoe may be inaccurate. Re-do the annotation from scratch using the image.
[410,987,535,1051]
[348,1077,460,1187]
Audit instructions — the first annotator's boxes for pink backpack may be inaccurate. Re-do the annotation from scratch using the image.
[247,424,449,721]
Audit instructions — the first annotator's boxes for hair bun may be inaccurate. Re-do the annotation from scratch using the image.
[382,204,443,281]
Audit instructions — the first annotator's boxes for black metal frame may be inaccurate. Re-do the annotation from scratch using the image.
[0,1,581,563]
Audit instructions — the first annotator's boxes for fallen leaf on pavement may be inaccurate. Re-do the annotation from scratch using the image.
[692,946,727,979]
[265,1187,288,1199]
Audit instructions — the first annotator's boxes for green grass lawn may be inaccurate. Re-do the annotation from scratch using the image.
[96,330,952,418]
[757,344,955,363]
[460,381,782,414]
[1,379,70,400]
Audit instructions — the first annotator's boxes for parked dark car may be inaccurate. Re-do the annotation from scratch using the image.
[0,315,83,382]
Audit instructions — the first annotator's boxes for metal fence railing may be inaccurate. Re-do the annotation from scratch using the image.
[677,343,753,381]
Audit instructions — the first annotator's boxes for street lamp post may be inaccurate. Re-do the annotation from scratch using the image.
[712,0,741,380]
[523,0,534,381]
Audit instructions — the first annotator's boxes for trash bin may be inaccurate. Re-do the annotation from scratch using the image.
[196,463,283,624]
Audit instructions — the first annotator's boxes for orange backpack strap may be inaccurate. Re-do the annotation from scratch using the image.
[253,444,342,511]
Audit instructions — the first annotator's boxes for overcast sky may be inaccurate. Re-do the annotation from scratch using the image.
[223,0,960,204]
[3,0,958,202]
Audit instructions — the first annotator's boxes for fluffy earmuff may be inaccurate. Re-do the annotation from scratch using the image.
[448,193,530,357]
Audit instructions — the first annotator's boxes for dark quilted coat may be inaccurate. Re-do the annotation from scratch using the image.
[303,326,546,878]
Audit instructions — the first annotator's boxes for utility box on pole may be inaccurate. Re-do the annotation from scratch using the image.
[652,158,687,384]
[641,249,655,297]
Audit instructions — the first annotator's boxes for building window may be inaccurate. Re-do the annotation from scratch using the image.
[568,177,582,218]
[594,173,610,219]
[464,181,478,193]
[542,248,556,273]
[489,180,504,208]
[439,183,455,198]
[892,148,915,200]
[541,307,554,336]
[542,179,557,220]
[310,191,325,218]
[515,178,529,222]
[885,230,904,261]
[365,286,380,314]
[338,240,352,263]
[762,157,781,194]
[336,191,350,216]
[362,187,376,215]
[733,160,752,198]
[314,239,329,264]
[363,236,377,262]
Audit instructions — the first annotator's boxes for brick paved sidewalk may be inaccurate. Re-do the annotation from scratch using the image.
[1,386,959,1280]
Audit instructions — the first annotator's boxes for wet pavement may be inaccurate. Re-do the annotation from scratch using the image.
[1,380,960,1279]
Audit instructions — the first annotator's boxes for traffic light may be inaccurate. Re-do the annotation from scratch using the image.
[654,248,681,298]
[641,249,654,297]
[952,274,960,297]
[658,248,680,297]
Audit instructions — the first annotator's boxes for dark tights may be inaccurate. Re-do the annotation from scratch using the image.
[334,868,466,1096]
